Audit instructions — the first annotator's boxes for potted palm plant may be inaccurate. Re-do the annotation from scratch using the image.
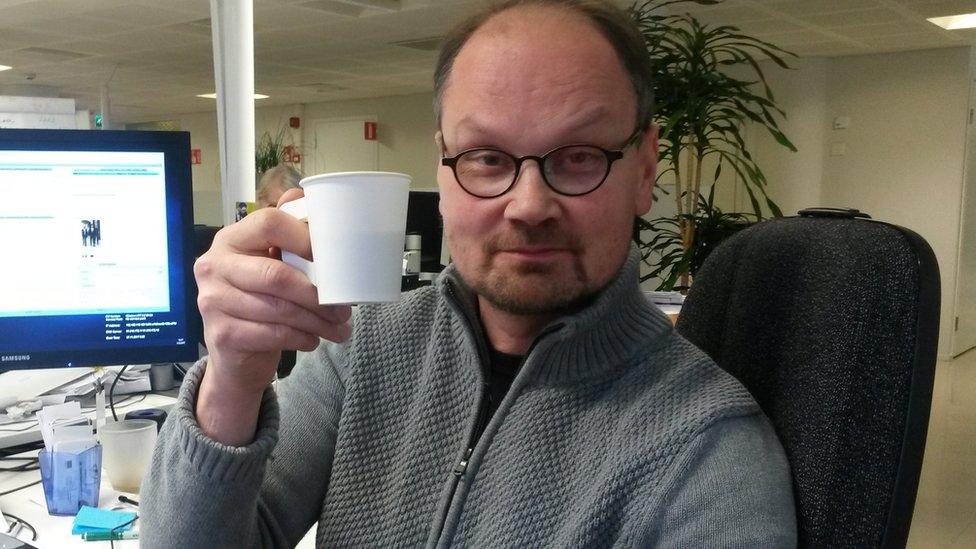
[255,126,291,176]
[630,0,797,290]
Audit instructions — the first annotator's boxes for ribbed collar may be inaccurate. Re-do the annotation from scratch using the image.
[436,245,675,385]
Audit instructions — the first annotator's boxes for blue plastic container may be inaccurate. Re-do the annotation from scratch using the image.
[38,445,102,516]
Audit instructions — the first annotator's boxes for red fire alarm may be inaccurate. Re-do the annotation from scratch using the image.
[289,117,300,129]
[364,121,377,141]
[190,148,202,165]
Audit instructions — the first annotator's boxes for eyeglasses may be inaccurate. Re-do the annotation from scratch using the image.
[440,127,642,198]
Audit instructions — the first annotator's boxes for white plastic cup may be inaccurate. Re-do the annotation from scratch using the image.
[280,171,411,304]
[99,419,157,493]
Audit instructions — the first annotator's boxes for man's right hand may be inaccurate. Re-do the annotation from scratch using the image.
[194,188,352,446]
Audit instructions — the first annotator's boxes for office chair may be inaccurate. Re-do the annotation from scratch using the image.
[675,208,940,548]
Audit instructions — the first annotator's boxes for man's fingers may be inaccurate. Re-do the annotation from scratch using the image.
[203,286,350,342]
[277,187,304,208]
[213,207,313,260]
[204,312,323,353]
[317,304,352,324]
[202,253,319,308]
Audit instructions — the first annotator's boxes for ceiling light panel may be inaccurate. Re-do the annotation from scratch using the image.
[928,13,976,30]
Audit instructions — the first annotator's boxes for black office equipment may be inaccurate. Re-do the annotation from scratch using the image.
[124,408,168,432]
[676,209,940,548]
[193,224,220,257]
[0,129,199,372]
[406,189,444,273]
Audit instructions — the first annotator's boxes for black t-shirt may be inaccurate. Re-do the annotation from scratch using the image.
[486,347,524,417]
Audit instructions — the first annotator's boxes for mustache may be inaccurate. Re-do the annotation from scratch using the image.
[483,224,581,253]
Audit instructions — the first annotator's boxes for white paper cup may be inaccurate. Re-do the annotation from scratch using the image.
[99,419,157,493]
[280,171,411,304]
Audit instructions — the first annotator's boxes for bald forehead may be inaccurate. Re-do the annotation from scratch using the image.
[475,4,587,38]
[441,4,636,137]
[463,4,614,66]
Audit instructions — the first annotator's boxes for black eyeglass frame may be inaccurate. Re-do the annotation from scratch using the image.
[440,126,644,198]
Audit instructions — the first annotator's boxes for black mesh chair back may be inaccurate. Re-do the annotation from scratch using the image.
[675,209,940,548]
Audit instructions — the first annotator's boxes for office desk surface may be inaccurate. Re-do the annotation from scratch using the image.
[1,454,140,548]
[0,393,176,548]
[0,391,177,450]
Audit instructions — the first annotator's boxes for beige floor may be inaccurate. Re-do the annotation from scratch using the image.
[907,348,976,548]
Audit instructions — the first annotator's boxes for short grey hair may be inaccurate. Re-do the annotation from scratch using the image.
[433,0,654,131]
[257,164,303,205]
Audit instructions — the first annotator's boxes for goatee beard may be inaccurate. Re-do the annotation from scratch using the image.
[462,222,594,316]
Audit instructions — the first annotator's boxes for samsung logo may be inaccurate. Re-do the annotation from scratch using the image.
[1,355,30,362]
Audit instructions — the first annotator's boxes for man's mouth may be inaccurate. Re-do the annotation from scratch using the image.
[498,247,570,260]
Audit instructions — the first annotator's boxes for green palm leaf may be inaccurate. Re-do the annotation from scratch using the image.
[630,0,796,289]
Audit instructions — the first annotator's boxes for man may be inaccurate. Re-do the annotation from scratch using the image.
[142,1,796,546]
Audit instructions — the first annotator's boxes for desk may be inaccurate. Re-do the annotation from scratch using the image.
[0,393,176,548]
[0,391,177,451]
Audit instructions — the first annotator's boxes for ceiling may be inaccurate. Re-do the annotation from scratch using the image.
[0,0,975,124]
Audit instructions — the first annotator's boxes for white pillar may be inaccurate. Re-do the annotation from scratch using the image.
[210,0,256,226]
[99,84,110,130]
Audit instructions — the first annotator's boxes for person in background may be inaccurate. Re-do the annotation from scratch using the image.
[256,164,303,208]
[141,1,797,546]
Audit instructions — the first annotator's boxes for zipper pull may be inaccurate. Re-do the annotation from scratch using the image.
[454,448,473,476]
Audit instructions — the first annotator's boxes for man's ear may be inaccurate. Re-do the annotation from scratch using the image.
[635,124,658,216]
[434,130,448,212]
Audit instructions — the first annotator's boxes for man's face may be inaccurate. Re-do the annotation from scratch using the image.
[436,6,657,316]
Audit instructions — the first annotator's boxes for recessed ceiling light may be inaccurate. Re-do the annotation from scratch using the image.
[196,93,269,99]
[928,13,976,30]
[0,65,11,72]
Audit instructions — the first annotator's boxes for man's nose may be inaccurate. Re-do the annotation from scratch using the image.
[503,160,561,225]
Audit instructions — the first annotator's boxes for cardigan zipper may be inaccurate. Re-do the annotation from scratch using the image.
[450,320,561,477]
[432,282,494,544]
[434,281,562,543]
[454,387,490,476]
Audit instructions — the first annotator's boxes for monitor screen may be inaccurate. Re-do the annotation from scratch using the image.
[0,129,199,371]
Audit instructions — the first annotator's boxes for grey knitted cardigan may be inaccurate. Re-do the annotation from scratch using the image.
[142,249,796,547]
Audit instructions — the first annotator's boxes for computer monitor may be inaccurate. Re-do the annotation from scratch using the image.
[0,129,200,372]
[406,189,444,273]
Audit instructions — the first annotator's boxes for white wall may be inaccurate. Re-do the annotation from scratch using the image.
[823,47,969,359]
[744,56,828,217]
[303,92,438,186]
[744,47,971,358]
[182,92,438,227]
[180,110,221,225]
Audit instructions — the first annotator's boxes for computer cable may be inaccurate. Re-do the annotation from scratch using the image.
[0,441,43,460]
[105,514,139,547]
[3,512,37,541]
[112,515,138,532]
[0,456,38,472]
[0,479,42,497]
[109,364,130,422]
[117,495,139,507]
